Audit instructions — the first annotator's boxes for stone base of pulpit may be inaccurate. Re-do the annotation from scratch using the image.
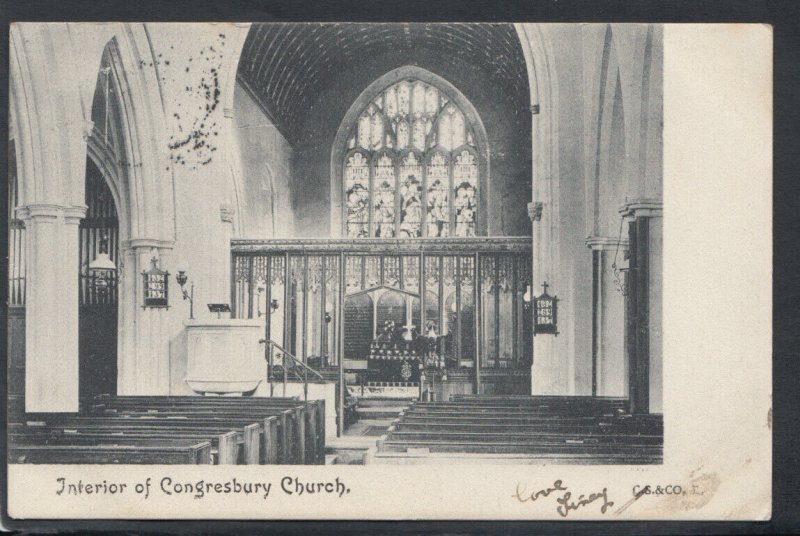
[169,319,266,396]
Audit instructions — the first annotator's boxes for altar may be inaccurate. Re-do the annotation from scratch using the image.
[366,324,421,383]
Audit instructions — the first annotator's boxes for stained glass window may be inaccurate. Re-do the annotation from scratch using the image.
[397,121,409,150]
[343,76,483,237]
[385,86,398,119]
[373,153,396,238]
[345,151,370,237]
[438,113,452,151]
[358,115,371,150]
[427,152,450,237]
[370,112,383,150]
[412,82,426,118]
[397,82,410,117]
[412,119,426,151]
[399,152,423,238]
[454,150,478,237]
[451,110,465,149]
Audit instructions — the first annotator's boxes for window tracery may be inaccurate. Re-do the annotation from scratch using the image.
[343,76,482,238]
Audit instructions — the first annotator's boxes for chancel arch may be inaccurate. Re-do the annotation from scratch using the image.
[332,66,490,239]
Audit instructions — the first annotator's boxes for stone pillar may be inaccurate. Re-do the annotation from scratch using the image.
[527,199,542,394]
[117,239,174,395]
[621,199,662,413]
[529,100,572,396]
[586,236,628,397]
[19,203,86,412]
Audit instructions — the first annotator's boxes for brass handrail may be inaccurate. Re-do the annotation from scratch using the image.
[261,339,325,401]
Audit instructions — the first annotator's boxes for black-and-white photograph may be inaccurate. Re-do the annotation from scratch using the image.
[6,22,664,469]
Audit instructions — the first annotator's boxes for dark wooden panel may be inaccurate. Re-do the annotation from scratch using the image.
[7,307,25,398]
[344,293,373,360]
[79,304,118,399]
[627,218,651,414]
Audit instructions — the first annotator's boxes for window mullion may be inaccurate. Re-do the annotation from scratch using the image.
[448,151,455,235]
[421,151,428,238]
[394,152,401,237]
[368,152,375,237]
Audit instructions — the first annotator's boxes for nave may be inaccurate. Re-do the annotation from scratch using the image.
[7,22,664,466]
[9,392,662,466]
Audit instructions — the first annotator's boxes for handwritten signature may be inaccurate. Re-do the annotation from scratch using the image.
[513,480,615,517]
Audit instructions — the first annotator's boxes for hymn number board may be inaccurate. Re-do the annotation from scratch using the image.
[142,257,169,308]
[534,282,558,335]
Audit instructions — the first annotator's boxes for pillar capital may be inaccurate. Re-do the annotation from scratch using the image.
[619,198,663,219]
[63,205,89,224]
[585,236,629,251]
[17,203,87,223]
[122,238,175,251]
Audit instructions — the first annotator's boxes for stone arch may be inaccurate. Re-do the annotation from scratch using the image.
[514,23,559,281]
[594,26,628,237]
[87,30,176,395]
[102,31,175,245]
[330,65,491,237]
[220,23,252,239]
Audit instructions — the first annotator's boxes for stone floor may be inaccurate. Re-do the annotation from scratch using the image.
[325,393,417,464]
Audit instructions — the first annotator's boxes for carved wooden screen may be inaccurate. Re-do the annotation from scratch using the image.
[231,240,532,371]
[79,159,119,306]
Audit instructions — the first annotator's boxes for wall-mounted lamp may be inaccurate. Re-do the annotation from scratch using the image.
[611,256,629,296]
[522,284,533,312]
[612,213,630,296]
[176,270,194,319]
[89,231,117,294]
[256,284,280,317]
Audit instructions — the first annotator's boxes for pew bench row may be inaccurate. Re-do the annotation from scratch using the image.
[370,396,663,465]
[9,396,326,465]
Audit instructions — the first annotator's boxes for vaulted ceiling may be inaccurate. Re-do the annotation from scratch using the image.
[237,23,529,144]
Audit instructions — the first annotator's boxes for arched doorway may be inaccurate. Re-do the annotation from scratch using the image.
[78,41,127,399]
[78,158,119,398]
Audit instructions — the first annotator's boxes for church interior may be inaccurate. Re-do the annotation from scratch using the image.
[7,22,663,464]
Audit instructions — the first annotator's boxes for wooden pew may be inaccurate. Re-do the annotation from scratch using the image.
[9,441,212,464]
[88,400,317,465]
[92,396,324,465]
[25,416,260,465]
[11,422,244,465]
[377,438,662,456]
[386,430,663,445]
[88,406,299,464]
[102,396,325,455]
[374,396,663,464]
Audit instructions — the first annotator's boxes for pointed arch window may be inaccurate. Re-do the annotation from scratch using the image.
[342,77,483,238]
